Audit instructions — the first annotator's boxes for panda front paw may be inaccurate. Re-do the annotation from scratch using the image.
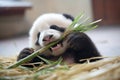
[17,48,34,61]
[17,48,36,67]
[17,48,44,67]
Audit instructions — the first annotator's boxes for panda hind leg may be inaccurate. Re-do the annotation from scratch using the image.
[66,32,102,63]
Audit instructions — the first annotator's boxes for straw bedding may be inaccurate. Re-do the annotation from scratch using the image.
[0,56,120,80]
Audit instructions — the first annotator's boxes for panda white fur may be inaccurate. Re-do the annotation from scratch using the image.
[17,13,101,67]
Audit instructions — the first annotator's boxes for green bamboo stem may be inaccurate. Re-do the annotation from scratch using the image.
[7,44,51,69]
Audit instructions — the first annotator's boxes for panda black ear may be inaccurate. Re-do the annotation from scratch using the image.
[35,32,40,46]
[63,13,74,21]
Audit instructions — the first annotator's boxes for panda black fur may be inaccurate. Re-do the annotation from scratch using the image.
[17,13,101,67]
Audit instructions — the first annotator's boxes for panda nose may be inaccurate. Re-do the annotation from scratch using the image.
[43,35,53,41]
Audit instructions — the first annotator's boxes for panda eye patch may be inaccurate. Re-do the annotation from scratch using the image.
[50,25,65,32]
[35,32,40,45]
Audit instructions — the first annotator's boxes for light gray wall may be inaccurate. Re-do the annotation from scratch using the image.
[25,0,93,24]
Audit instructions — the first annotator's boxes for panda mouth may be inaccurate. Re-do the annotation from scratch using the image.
[49,40,63,51]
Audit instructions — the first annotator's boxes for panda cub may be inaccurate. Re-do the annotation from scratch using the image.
[17,13,101,67]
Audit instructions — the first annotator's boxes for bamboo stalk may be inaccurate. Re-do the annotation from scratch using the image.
[7,40,60,69]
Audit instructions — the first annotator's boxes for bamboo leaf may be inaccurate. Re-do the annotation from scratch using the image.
[67,12,84,30]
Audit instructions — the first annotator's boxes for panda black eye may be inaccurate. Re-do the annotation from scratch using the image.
[50,25,65,32]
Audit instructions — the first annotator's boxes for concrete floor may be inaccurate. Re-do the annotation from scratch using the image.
[0,26,120,57]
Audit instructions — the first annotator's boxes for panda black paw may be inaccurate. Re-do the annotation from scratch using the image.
[17,48,40,67]
[17,48,34,61]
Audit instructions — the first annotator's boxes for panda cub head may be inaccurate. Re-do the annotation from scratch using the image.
[29,13,74,56]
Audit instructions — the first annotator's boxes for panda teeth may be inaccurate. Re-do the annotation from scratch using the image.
[49,40,63,51]
[51,44,61,50]
[51,43,60,48]
[50,43,62,51]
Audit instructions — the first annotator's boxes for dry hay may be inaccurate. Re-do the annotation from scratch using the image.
[0,56,120,80]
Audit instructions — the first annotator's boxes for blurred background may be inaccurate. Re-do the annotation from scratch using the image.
[0,0,120,57]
